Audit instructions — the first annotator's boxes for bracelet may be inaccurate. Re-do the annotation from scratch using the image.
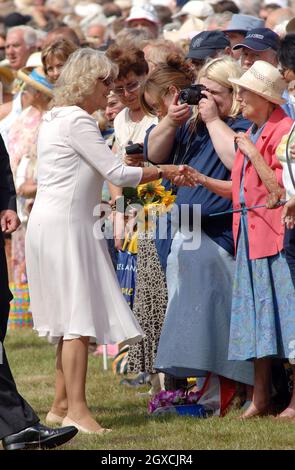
[200,174,207,187]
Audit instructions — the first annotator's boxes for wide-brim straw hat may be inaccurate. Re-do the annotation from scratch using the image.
[229,60,285,106]
[17,67,53,97]
[0,65,15,84]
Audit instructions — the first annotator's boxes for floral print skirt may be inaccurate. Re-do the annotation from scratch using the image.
[229,215,295,361]
[8,224,33,329]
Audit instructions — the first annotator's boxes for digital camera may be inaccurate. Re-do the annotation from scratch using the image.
[125,143,144,155]
[178,84,207,105]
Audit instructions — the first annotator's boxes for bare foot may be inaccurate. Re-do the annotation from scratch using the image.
[238,402,269,419]
[276,407,295,420]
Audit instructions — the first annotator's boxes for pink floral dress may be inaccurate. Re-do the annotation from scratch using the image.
[7,105,41,328]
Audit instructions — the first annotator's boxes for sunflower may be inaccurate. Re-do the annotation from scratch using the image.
[137,179,166,203]
[162,190,176,208]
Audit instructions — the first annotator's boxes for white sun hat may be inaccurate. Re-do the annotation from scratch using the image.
[24,52,42,71]
[229,60,286,105]
[126,4,160,24]
[172,1,214,20]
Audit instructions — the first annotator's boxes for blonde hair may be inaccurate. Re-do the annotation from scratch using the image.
[196,55,242,119]
[52,48,118,107]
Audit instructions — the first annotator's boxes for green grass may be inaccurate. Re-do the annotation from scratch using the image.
[3,329,295,450]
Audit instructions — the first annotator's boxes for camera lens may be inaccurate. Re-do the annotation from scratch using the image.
[178,85,206,105]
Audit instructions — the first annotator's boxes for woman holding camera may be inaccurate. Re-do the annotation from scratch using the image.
[147,56,254,388]
[126,55,194,394]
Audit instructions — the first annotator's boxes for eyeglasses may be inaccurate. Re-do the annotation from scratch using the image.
[113,80,141,96]
[101,76,114,87]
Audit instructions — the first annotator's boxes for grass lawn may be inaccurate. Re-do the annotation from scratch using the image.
[3,329,295,450]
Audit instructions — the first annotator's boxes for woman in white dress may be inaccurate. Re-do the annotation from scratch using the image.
[25,48,194,434]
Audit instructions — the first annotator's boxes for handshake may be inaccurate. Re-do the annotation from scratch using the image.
[158,164,199,188]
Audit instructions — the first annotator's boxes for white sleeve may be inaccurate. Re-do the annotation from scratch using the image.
[68,111,142,188]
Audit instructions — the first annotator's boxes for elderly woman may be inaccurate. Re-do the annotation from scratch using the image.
[147,56,254,393]
[188,60,295,419]
[25,48,194,434]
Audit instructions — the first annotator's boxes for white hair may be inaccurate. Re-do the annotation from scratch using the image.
[7,26,38,48]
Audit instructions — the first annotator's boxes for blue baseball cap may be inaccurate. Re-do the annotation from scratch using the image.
[186,30,230,60]
[232,28,279,51]
[225,14,265,34]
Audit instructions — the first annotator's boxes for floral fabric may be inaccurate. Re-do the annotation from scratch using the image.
[229,216,295,360]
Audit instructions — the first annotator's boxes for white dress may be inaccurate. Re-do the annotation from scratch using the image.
[25,106,144,345]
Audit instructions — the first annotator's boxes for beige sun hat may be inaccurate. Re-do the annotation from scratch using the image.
[23,52,43,72]
[17,66,53,97]
[229,60,286,105]
[164,17,204,42]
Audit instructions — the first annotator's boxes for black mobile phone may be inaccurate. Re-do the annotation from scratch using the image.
[125,143,144,155]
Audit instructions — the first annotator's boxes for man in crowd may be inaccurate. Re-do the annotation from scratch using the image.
[186,30,231,75]
[232,27,279,70]
[223,13,264,59]
[125,4,160,39]
[5,25,37,71]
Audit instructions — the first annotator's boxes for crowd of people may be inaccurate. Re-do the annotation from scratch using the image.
[2,0,295,450]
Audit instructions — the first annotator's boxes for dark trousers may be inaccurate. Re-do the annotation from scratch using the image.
[0,244,39,440]
[284,227,295,289]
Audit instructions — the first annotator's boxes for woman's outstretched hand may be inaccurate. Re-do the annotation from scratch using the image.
[162,165,201,187]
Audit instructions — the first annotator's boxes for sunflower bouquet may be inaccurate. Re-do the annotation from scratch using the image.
[123,179,176,233]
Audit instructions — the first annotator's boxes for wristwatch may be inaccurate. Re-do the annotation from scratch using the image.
[156,165,164,179]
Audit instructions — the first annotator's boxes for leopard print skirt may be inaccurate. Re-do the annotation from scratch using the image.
[127,234,168,374]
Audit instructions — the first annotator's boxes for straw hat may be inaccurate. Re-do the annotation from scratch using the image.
[229,60,286,105]
[17,66,53,97]
[0,65,14,84]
